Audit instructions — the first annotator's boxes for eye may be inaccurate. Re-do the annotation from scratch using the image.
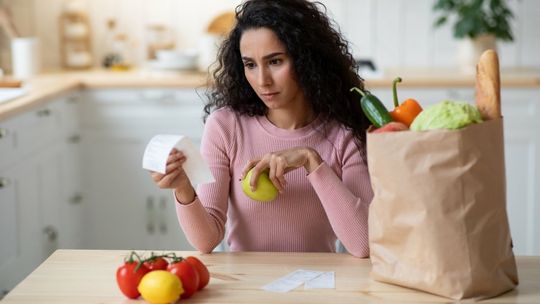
[269,58,282,65]
[243,61,256,69]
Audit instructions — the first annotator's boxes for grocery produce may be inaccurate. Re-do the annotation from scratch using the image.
[410,100,483,131]
[116,252,150,299]
[143,255,169,271]
[186,256,210,290]
[116,251,211,301]
[476,49,501,120]
[389,77,423,127]
[167,257,200,299]
[371,122,408,133]
[241,168,278,202]
[138,270,183,304]
[350,87,393,128]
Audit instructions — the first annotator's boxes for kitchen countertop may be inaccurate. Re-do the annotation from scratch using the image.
[1,67,539,121]
[2,249,539,303]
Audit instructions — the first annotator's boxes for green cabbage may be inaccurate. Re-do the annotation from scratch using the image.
[410,100,483,131]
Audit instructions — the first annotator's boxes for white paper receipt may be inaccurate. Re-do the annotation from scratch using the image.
[262,269,335,293]
[142,134,215,186]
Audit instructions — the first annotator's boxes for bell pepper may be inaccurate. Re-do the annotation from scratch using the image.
[350,87,392,128]
[390,77,423,127]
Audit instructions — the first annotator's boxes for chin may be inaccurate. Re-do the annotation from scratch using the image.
[262,100,282,109]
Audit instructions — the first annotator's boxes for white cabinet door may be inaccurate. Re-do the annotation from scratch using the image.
[81,136,154,249]
[501,89,540,255]
[0,94,83,294]
[0,157,42,295]
[0,169,19,296]
[80,89,203,250]
[152,193,193,251]
[55,94,84,249]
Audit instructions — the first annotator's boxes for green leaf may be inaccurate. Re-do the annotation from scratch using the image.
[434,16,448,27]
[432,0,514,41]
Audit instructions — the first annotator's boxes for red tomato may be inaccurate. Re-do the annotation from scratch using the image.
[167,260,199,298]
[143,256,169,271]
[116,261,150,299]
[186,256,210,290]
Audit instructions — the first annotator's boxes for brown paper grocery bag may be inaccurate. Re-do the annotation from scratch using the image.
[367,118,518,300]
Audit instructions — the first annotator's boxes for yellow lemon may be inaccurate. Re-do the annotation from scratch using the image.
[138,270,183,304]
[241,169,278,202]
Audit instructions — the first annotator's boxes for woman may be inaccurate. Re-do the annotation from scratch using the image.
[151,0,373,257]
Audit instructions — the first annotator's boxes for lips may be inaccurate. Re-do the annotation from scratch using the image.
[260,92,279,99]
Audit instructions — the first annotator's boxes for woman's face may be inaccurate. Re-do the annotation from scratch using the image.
[239,27,305,111]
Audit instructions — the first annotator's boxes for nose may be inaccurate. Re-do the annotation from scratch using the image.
[257,66,272,87]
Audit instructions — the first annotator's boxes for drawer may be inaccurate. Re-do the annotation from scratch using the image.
[80,89,205,133]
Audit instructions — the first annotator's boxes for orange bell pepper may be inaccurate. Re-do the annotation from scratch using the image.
[389,77,423,127]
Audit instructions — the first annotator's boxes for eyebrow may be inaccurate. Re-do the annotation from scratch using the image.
[241,52,285,61]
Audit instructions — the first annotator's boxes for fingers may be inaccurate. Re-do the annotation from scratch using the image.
[248,161,266,191]
[167,149,184,165]
[157,169,182,188]
[240,158,260,181]
[150,151,187,189]
[242,154,288,192]
[165,157,184,172]
[269,155,286,193]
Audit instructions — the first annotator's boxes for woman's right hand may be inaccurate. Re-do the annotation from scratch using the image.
[150,149,195,204]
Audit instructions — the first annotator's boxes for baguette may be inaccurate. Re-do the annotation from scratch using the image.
[475,50,501,120]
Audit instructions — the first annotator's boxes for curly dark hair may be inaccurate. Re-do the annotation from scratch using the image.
[204,0,370,149]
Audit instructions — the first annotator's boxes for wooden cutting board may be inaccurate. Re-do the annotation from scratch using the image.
[0,79,22,88]
[475,50,501,120]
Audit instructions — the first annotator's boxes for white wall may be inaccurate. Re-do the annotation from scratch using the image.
[0,0,539,71]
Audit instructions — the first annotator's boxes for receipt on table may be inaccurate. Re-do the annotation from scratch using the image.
[142,134,215,186]
[262,269,325,293]
[304,271,335,289]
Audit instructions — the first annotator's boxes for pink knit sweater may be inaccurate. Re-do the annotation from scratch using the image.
[175,107,373,257]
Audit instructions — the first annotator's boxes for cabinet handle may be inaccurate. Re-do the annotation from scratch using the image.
[0,177,11,189]
[159,197,167,234]
[0,128,8,139]
[43,225,58,242]
[36,108,51,117]
[67,96,78,104]
[67,134,81,143]
[69,193,83,204]
[146,196,155,234]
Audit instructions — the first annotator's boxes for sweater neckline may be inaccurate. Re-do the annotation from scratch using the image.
[256,113,325,139]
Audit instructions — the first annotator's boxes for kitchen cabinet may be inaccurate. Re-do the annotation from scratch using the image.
[0,95,83,295]
[74,86,540,255]
[370,87,540,255]
[79,89,204,251]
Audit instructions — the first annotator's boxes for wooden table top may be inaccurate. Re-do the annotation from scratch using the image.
[2,250,539,303]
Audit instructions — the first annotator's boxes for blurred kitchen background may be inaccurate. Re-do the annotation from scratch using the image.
[1,0,540,298]
[0,0,538,71]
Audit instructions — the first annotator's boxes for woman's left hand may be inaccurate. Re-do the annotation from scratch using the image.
[241,147,322,192]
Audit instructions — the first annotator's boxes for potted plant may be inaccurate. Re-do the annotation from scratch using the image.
[432,0,514,71]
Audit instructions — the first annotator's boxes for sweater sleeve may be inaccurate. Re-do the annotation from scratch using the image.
[175,109,234,253]
[307,131,373,258]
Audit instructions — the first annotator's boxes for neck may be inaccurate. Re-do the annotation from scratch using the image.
[266,107,316,130]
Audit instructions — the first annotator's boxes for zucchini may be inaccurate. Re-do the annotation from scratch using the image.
[350,87,392,128]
